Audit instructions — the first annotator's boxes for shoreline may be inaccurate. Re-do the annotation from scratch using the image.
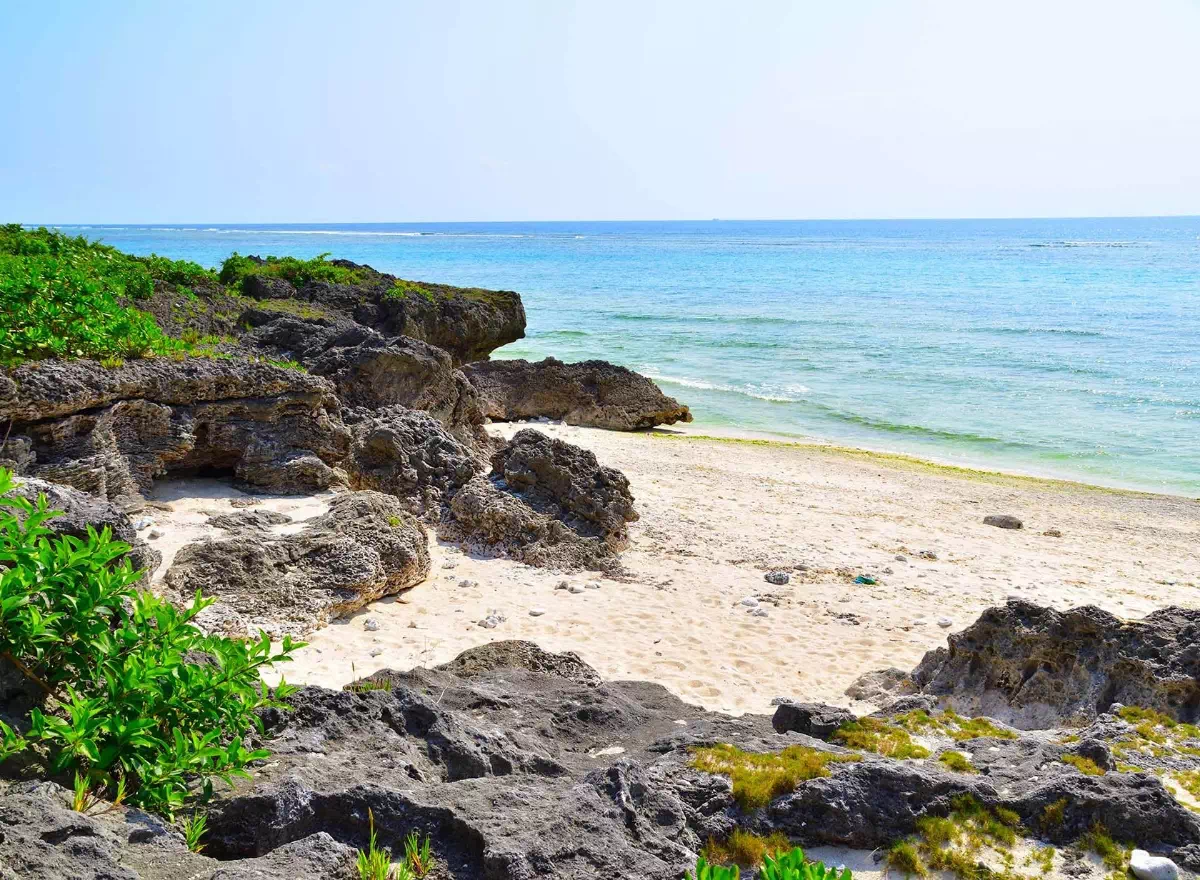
[654,421,1200,501]
[268,422,1200,714]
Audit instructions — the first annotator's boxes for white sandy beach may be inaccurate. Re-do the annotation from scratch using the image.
[147,424,1200,717]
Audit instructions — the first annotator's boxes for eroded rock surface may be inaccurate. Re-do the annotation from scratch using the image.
[4,639,1200,879]
[904,600,1200,728]
[465,357,692,430]
[165,491,429,636]
[447,429,638,570]
[344,405,483,520]
[1,358,349,501]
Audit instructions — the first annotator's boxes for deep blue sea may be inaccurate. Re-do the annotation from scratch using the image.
[62,219,1200,495]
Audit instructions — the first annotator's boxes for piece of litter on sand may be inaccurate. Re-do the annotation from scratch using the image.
[854,575,877,585]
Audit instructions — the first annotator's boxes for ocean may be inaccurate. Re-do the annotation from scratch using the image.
[62,219,1200,496]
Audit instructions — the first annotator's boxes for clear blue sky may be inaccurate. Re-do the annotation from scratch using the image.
[3,0,1199,222]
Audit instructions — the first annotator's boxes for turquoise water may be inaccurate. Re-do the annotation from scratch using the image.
[65,220,1200,495]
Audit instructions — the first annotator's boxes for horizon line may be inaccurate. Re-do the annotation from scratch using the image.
[25,212,1200,227]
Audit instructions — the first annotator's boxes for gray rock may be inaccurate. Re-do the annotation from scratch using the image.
[845,667,915,703]
[983,514,1024,529]
[207,509,293,532]
[165,491,429,636]
[343,405,483,519]
[446,429,637,571]
[771,701,856,739]
[464,357,692,430]
[765,570,790,585]
[1,358,350,500]
[909,599,1200,728]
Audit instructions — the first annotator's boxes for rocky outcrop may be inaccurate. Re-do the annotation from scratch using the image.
[221,261,525,365]
[447,429,638,570]
[343,405,483,520]
[0,358,349,501]
[308,337,486,442]
[5,639,1200,879]
[164,491,429,636]
[465,357,692,430]
[893,600,1200,728]
[0,780,356,880]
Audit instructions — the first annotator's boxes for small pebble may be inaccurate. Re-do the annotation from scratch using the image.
[1042,529,1063,538]
[918,550,938,560]
[751,607,769,617]
[584,582,600,590]
[458,579,477,589]
[895,554,907,562]
[937,617,953,628]
[132,517,154,530]
[765,571,790,585]
[555,580,570,590]
[148,529,163,540]
[739,596,760,608]
[369,647,383,657]
[883,567,894,575]
[441,561,458,569]
[477,616,500,629]
[529,608,546,617]
[363,618,380,632]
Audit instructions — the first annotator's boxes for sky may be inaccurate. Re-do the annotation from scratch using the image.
[2,0,1199,223]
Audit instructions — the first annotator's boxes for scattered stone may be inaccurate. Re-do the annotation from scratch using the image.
[1044,528,1063,538]
[584,582,600,590]
[765,570,790,585]
[529,608,546,617]
[937,617,954,628]
[772,701,857,739]
[739,596,760,608]
[229,497,262,508]
[895,555,907,562]
[458,579,478,589]
[918,550,938,560]
[1130,850,1180,880]
[478,617,499,629]
[132,517,154,530]
[363,618,381,632]
[557,580,570,589]
[148,529,163,540]
[369,647,383,657]
[983,514,1024,530]
[751,607,769,617]
[568,584,585,594]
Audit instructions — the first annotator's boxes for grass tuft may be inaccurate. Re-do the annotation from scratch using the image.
[832,717,931,759]
[701,829,792,867]
[689,743,859,811]
[938,751,978,774]
[1060,754,1106,776]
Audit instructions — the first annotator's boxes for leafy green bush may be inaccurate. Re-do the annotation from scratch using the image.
[686,854,740,879]
[0,224,192,365]
[0,468,302,815]
[219,251,364,290]
[134,253,218,287]
[760,847,851,880]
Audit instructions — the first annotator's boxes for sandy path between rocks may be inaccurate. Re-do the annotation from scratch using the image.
[246,424,1197,715]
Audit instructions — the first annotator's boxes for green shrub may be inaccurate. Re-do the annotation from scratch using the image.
[686,855,741,880]
[0,468,302,816]
[760,846,851,880]
[219,251,364,290]
[0,224,191,365]
[385,280,435,302]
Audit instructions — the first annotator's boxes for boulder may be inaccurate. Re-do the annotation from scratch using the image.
[164,491,429,636]
[464,357,692,430]
[909,600,1200,728]
[447,429,638,570]
[344,405,483,519]
[983,514,1024,529]
[0,358,349,501]
[771,701,856,739]
[308,337,485,441]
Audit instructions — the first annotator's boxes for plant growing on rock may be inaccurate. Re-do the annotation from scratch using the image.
[403,830,433,877]
[689,743,860,810]
[0,468,302,816]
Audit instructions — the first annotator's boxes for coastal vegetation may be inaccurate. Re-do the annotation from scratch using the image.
[0,224,196,365]
[0,468,302,816]
[218,250,365,290]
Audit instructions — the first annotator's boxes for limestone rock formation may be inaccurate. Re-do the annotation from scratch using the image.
[343,405,483,520]
[308,337,485,442]
[447,429,638,570]
[4,640,1200,879]
[164,491,429,636]
[906,600,1200,728]
[465,357,692,430]
[0,358,349,501]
